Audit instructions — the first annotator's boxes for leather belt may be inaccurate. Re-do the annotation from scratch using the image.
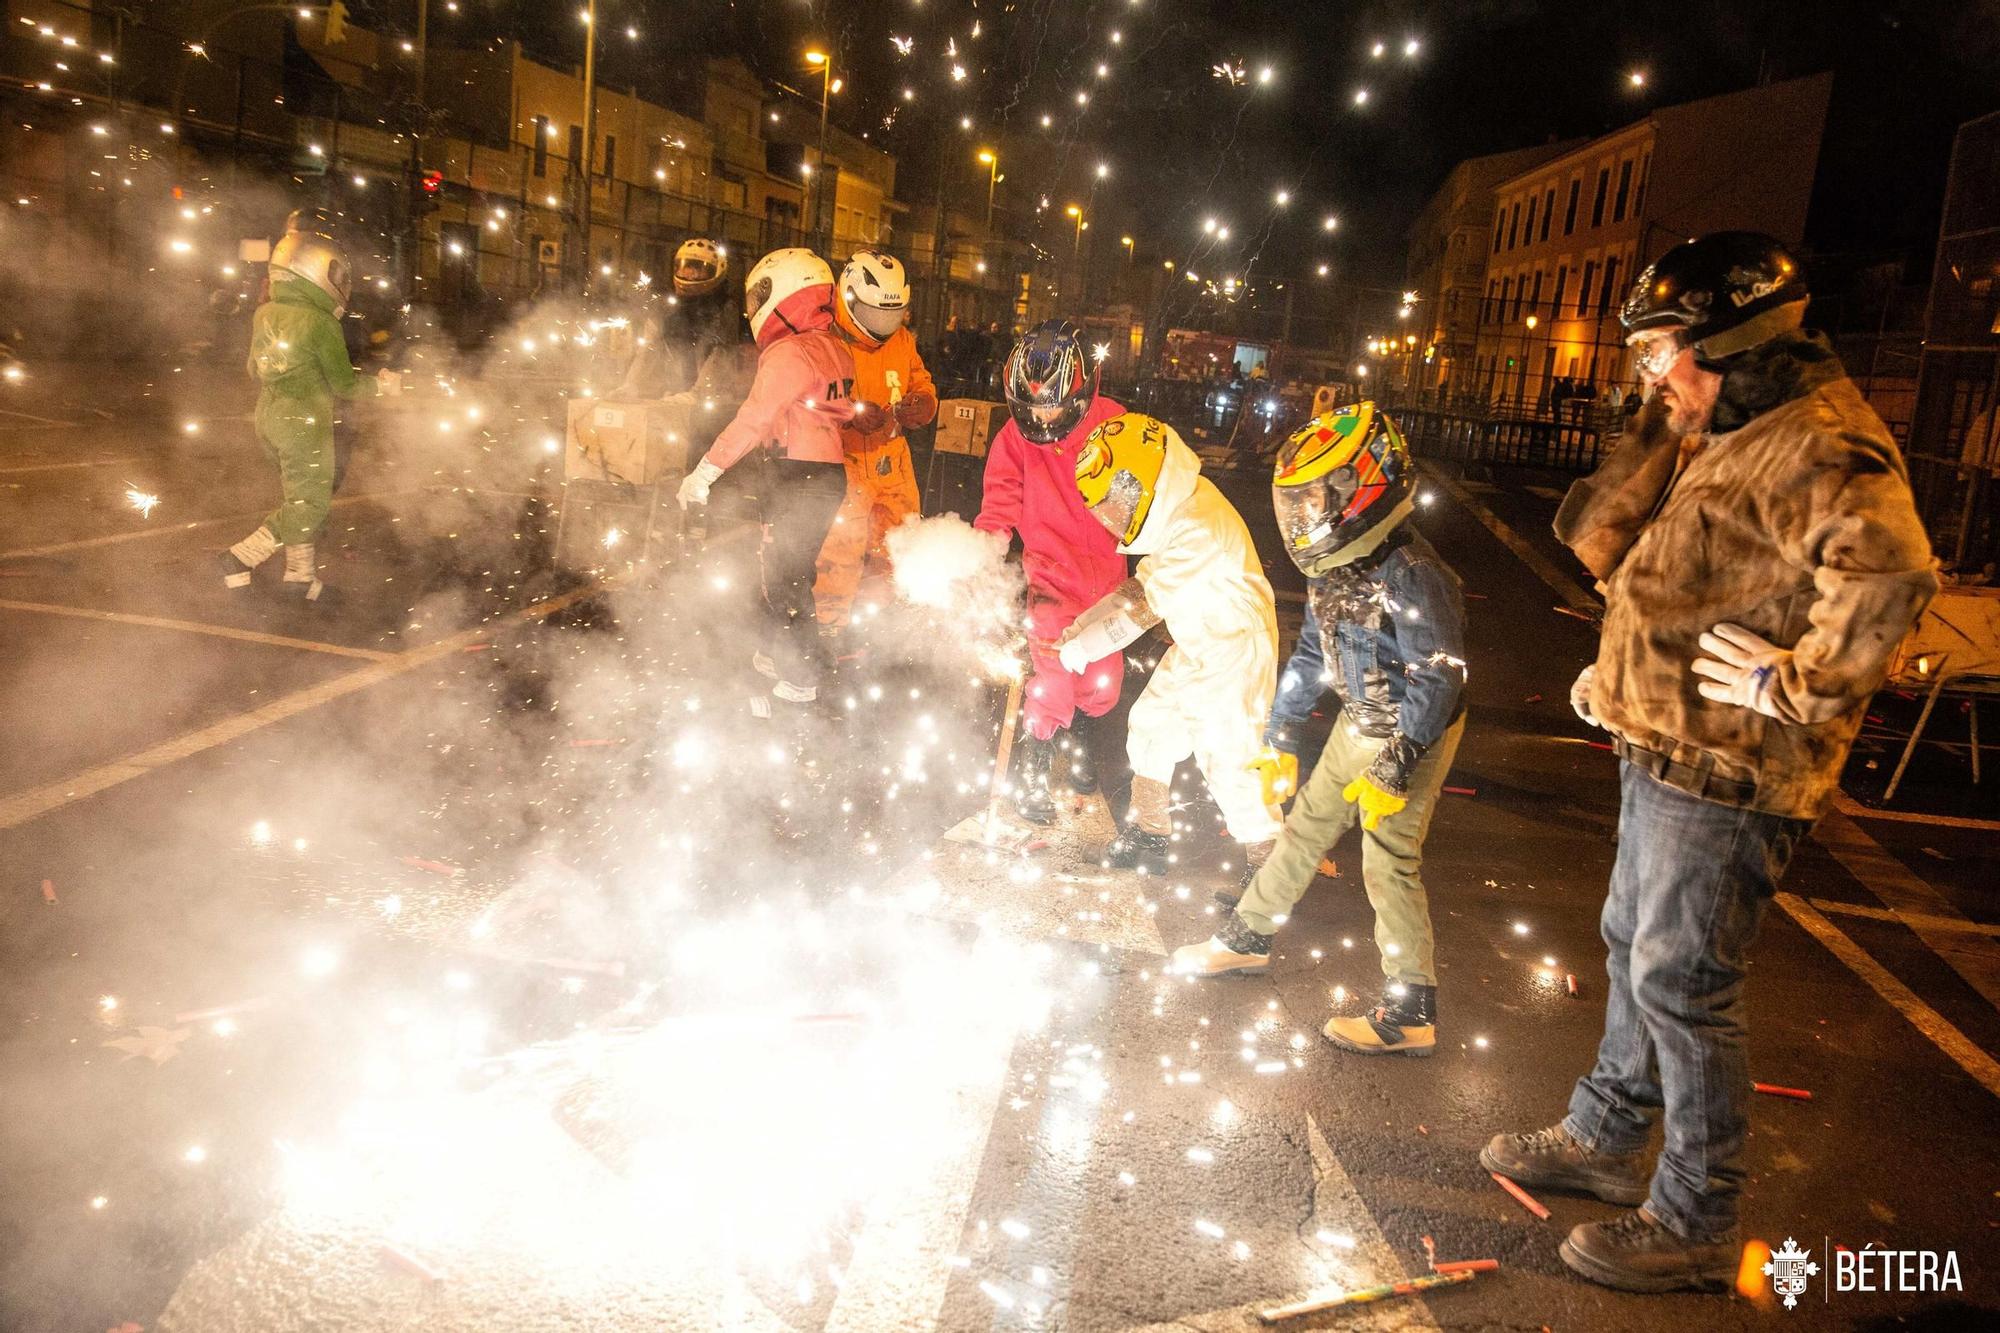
[1612,736,1758,808]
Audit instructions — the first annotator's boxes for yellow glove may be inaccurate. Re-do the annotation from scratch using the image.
[1341,774,1407,831]
[1247,747,1298,806]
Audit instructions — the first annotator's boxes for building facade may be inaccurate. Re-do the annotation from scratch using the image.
[1469,72,1833,410]
[1404,141,1582,397]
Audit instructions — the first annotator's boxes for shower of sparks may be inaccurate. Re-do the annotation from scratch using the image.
[1211,61,1246,85]
[125,487,160,518]
[891,34,913,55]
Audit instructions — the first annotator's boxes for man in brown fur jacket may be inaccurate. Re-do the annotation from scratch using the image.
[1481,233,1936,1293]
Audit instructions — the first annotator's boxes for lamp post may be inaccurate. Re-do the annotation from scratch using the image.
[976,149,999,230]
[804,49,833,244]
[573,0,595,292]
[1066,203,1087,309]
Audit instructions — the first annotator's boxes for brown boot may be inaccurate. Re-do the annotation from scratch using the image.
[1478,1123,1650,1206]
[1559,1206,1738,1294]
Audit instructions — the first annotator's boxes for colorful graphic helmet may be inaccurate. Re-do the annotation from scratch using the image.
[837,249,911,345]
[674,237,728,298]
[1004,318,1095,445]
[1272,400,1415,576]
[1075,412,1176,548]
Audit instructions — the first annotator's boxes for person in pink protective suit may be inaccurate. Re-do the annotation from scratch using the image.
[678,248,864,706]
[973,319,1129,823]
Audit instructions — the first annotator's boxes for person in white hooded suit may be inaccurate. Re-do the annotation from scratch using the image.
[1057,412,1283,882]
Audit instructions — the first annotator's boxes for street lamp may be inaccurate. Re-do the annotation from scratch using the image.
[804,48,834,238]
[1065,204,1084,252]
[976,148,999,229]
[1121,235,1134,263]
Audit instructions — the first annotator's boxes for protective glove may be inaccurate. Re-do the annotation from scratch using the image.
[376,369,403,397]
[1340,775,1407,831]
[1054,579,1157,674]
[1342,733,1425,831]
[1570,664,1601,727]
[894,391,937,431]
[676,458,725,509]
[851,400,889,434]
[1691,622,1789,719]
[1247,747,1299,806]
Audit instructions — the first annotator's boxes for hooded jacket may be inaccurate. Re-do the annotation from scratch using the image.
[975,396,1129,623]
[248,277,377,411]
[1122,431,1278,664]
[1556,332,1937,818]
[702,288,854,469]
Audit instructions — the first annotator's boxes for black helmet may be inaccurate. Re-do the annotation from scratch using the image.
[1004,319,1095,445]
[1620,231,1808,364]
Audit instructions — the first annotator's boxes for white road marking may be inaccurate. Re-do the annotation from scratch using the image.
[1811,898,2000,939]
[1775,893,2000,1100]
[0,582,602,829]
[0,488,422,561]
[1831,789,2000,833]
[1812,811,2000,1014]
[0,598,394,661]
[0,407,78,426]
[0,457,135,474]
[1418,461,1600,614]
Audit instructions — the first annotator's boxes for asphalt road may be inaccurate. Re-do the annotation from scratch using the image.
[2,361,1996,1332]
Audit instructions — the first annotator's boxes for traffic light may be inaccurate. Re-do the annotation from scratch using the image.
[420,170,442,195]
[326,2,350,44]
[418,169,443,213]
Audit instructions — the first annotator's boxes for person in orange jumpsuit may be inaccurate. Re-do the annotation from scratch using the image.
[813,249,937,631]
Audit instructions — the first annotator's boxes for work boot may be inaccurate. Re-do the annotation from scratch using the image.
[1058,726,1098,795]
[1012,734,1057,825]
[768,625,821,705]
[280,543,332,605]
[1478,1123,1650,1206]
[1323,983,1437,1057]
[221,525,278,589]
[751,650,778,680]
[1100,825,1170,875]
[1559,1207,1738,1294]
[1170,911,1272,977]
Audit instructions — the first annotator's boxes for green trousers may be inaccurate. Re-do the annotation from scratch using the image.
[255,391,336,545]
[1236,711,1466,985]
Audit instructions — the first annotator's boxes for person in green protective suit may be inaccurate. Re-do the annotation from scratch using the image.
[221,230,399,603]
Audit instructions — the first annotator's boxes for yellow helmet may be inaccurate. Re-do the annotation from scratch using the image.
[1272,400,1415,575]
[1074,412,1173,547]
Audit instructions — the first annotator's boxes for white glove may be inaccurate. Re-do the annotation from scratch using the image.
[376,369,403,397]
[1054,584,1154,674]
[1691,622,1789,719]
[676,458,725,509]
[1570,664,1601,728]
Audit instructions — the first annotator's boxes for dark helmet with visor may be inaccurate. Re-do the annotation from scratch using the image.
[1004,319,1095,445]
[1620,231,1808,376]
[1272,401,1416,577]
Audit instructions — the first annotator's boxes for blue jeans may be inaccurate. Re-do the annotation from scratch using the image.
[1265,599,1325,751]
[1563,762,1811,1241]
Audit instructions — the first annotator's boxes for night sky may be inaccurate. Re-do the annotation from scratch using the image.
[398,1,2000,292]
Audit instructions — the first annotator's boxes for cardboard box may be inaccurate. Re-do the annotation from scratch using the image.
[933,398,1007,458]
[564,397,693,486]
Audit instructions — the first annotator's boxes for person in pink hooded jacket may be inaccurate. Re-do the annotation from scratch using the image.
[678,247,863,705]
[974,319,1129,823]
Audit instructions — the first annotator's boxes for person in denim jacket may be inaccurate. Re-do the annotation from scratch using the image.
[1173,403,1468,1062]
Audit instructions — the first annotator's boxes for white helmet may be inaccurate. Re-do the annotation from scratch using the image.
[838,249,911,344]
[270,233,351,313]
[673,237,727,298]
[743,247,834,344]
